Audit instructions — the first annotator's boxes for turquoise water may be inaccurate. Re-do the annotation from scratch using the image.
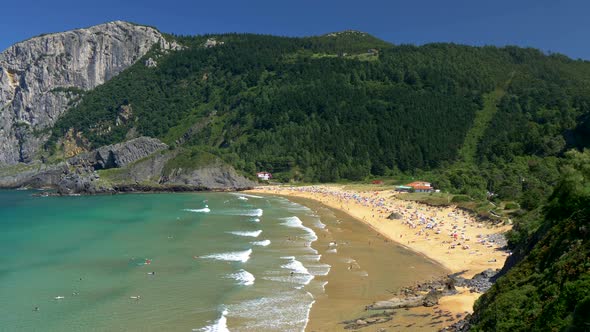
[0,190,329,331]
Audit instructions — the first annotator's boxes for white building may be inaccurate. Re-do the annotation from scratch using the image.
[256,172,272,181]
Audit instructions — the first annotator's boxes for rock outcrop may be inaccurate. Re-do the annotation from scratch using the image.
[162,160,256,190]
[0,162,68,188]
[0,136,255,193]
[93,136,168,169]
[0,21,172,165]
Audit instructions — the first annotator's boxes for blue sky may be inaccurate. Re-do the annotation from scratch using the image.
[2,0,589,59]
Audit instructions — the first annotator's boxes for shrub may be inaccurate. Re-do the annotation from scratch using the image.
[451,194,472,203]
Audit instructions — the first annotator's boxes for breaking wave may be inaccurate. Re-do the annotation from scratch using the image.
[202,249,252,263]
[228,269,255,286]
[227,230,262,238]
[251,239,271,247]
[184,207,211,213]
[280,216,318,241]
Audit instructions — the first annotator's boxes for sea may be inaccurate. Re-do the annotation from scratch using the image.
[0,190,331,331]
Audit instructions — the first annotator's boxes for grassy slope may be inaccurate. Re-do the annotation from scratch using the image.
[458,88,506,164]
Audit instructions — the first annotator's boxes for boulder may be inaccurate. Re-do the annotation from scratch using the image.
[367,296,424,310]
[387,212,403,220]
[422,289,443,307]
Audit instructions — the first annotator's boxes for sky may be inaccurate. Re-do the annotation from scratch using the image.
[1,0,589,59]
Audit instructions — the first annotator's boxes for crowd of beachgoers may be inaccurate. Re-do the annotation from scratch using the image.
[260,185,509,264]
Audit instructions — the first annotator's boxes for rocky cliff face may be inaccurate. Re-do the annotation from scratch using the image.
[0,21,171,165]
[69,136,169,169]
[162,161,256,189]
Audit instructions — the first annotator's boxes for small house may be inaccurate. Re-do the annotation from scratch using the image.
[256,172,272,181]
[406,181,434,193]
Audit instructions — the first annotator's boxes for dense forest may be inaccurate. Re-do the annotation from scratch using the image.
[44,29,590,330]
[47,31,590,206]
[470,150,590,331]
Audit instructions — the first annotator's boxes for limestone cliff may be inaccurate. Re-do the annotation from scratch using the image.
[0,21,172,165]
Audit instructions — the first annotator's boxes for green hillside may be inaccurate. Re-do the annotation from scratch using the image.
[470,150,590,331]
[47,32,590,203]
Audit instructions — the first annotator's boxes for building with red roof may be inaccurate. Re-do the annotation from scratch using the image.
[405,181,434,193]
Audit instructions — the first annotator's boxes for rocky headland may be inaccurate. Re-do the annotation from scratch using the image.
[0,136,255,194]
[0,21,253,193]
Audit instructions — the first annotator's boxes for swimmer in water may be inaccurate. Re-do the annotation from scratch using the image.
[33,306,39,312]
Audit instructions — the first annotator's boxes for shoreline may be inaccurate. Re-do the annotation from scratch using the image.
[284,195,448,331]
[248,185,511,331]
[23,185,255,197]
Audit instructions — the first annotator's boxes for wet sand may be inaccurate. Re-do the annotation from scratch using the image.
[249,185,511,331]
[290,197,448,331]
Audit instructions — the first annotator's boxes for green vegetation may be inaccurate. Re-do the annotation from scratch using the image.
[46,33,590,209]
[161,148,218,175]
[471,150,590,331]
[458,88,506,164]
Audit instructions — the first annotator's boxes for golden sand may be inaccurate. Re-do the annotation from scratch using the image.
[247,185,511,331]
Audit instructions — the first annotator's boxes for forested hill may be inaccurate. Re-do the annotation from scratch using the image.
[47,30,590,206]
[469,150,590,331]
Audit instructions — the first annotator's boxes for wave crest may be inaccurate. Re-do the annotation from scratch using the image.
[202,249,252,263]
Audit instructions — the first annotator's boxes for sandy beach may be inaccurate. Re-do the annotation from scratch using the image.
[247,185,511,331]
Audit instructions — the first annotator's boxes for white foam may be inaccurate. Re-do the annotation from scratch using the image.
[301,254,321,262]
[184,208,211,213]
[307,264,331,276]
[202,249,252,263]
[228,269,255,286]
[232,193,264,199]
[237,196,248,201]
[281,257,310,275]
[312,218,327,229]
[218,208,264,217]
[227,208,263,217]
[250,208,263,217]
[326,248,337,254]
[280,216,318,241]
[250,218,260,223]
[197,308,229,332]
[251,239,271,247]
[227,230,262,238]
[228,290,314,331]
[280,256,314,285]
